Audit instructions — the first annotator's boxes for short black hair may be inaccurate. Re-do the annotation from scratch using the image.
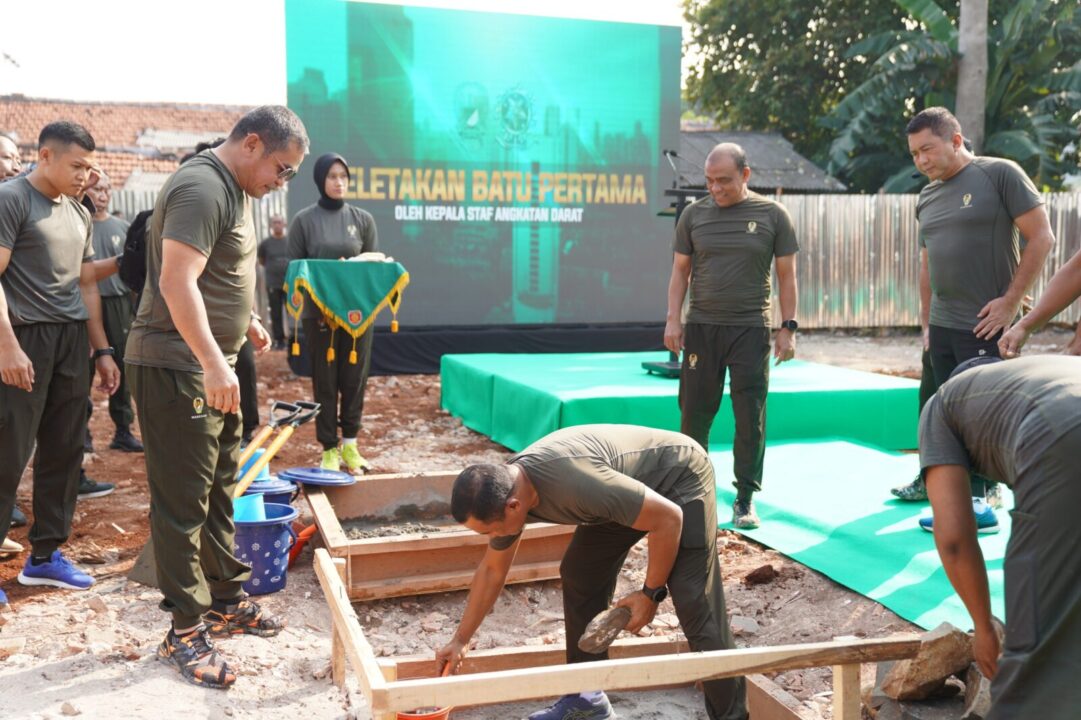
[906,107,962,140]
[38,121,95,152]
[228,105,309,155]
[180,137,225,165]
[451,464,515,523]
[706,142,748,173]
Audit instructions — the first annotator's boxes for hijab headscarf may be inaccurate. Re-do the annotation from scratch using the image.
[314,152,349,211]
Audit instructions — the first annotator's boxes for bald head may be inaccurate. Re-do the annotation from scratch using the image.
[704,142,751,208]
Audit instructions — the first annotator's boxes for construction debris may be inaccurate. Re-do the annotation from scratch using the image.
[881,623,973,700]
[743,563,778,586]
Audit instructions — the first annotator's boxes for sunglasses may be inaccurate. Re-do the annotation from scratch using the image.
[273,155,298,182]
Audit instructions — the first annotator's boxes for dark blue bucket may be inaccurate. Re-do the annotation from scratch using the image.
[242,476,299,507]
[233,502,299,596]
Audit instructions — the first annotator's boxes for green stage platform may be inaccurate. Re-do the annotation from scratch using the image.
[441,352,918,452]
[713,440,1008,631]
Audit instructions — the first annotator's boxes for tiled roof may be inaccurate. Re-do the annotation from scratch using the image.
[0,95,250,188]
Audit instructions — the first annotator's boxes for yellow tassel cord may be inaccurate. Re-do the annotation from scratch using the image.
[326,325,337,363]
[289,281,303,356]
[389,290,403,333]
[349,335,359,364]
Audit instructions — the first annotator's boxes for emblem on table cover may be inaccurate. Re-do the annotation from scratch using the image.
[292,291,303,307]
[348,310,363,325]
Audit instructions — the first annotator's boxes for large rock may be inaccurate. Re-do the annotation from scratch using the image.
[882,623,973,700]
[962,663,993,719]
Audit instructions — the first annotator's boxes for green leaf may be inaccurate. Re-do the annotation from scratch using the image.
[894,0,956,45]
[983,130,1040,160]
[881,164,926,193]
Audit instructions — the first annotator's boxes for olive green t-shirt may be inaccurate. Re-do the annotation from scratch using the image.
[0,176,93,326]
[673,192,799,327]
[126,151,255,371]
[257,235,292,291]
[489,424,714,550]
[92,216,131,298]
[917,157,1043,331]
[287,203,378,320]
[919,356,1081,486]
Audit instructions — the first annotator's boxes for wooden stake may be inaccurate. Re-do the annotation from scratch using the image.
[832,663,861,719]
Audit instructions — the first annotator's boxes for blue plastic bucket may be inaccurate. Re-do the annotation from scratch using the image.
[233,493,266,522]
[242,476,299,507]
[233,502,299,596]
[238,448,271,482]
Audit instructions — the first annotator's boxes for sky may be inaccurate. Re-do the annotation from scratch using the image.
[0,0,687,106]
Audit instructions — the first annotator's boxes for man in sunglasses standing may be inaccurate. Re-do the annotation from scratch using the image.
[125,106,308,688]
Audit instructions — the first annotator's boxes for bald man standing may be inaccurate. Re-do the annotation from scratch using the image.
[664,143,799,529]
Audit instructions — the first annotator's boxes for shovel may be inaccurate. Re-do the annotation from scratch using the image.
[127,400,320,588]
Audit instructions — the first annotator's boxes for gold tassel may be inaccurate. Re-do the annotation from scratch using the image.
[327,323,337,363]
[391,319,399,333]
[292,341,300,356]
[349,335,359,364]
[327,346,335,362]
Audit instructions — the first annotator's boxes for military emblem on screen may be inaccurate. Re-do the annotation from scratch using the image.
[747,221,757,233]
[454,82,488,149]
[496,86,533,149]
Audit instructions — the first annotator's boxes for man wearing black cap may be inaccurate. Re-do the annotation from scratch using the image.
[287,152,378,475]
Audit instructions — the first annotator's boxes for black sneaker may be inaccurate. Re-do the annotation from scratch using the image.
[109,427,144,453]
[204,598,284,638]
[10,505,28,528]
[77,470,115,500]
[158,626,236,689]
[732,499,760,529]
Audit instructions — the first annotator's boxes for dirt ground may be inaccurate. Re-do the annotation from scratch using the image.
[0,328,1074,719]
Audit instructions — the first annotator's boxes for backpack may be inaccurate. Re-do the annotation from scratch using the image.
[118,209,153,294]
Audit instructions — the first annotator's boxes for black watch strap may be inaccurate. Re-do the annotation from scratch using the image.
[781,319,799,332]
[642,583,668,603]
[92,346,115,359]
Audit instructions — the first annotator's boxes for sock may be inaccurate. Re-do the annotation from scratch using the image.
[736,489,754,504]
[581,691,606,702]
[342,438,357,447]
[173,623,205,637]
[30,554,52,566]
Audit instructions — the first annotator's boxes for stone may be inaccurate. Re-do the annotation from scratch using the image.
[882,623,973,700]
[420,622,442,633]
[86,596,109,615]
[962,663,993,720]
[730,615,760,636]
[60,702,81,716]
[743,564,778,586]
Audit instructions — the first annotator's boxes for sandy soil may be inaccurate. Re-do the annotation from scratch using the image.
[0,328,1074,719]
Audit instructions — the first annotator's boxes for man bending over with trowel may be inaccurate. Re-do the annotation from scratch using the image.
[436,424,748,720]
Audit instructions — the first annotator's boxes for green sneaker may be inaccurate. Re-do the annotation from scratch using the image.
[320,447,341,471]
[340,443,371,475]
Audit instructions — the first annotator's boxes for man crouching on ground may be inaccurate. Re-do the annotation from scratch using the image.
[436,424,748,720]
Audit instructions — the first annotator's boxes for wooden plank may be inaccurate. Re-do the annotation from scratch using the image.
[306,487,351,553]
[330,558,348,689]
[342,521,569,554]
[377,636,920,712]
[312,548,387,706]
[324,471,458,520]
[747,673,818,720]
[347,559,564,601]
[832,663,861,719]
[386,637,690,680]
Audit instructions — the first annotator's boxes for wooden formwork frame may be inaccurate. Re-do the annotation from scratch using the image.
[314,549,920,720]
[306,471,575,601]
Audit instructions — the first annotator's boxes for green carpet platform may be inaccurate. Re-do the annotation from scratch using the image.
[440,352,918,452]
[712,440,1008,630]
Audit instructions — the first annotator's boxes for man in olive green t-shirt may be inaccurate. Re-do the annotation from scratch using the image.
[919,355,1081,720]
[0,122,120,602]
[125,106,308,689]
[437,425,747,720]
[664,143,799,530]
[892,107,1055,505]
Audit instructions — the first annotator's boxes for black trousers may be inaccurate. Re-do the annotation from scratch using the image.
[303,318,374,449]
[560,455,747,719]
[235,339,259,439]
[267,287,287,344]
[679,324,770,499]
[0,322,88,556]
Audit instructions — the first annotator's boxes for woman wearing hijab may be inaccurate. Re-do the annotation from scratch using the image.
[287,153,378,474]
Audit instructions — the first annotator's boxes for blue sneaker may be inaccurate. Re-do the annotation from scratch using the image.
[17,550,95,590]
[919,498,999,535]
[0,585,8,607]
[527,692,613,720]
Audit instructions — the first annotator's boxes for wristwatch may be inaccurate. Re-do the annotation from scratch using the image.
[92,346,115,359]
[780,319,799,332]
[641,583,668,603]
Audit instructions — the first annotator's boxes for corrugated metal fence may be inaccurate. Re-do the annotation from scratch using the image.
[113,189,1081,328]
